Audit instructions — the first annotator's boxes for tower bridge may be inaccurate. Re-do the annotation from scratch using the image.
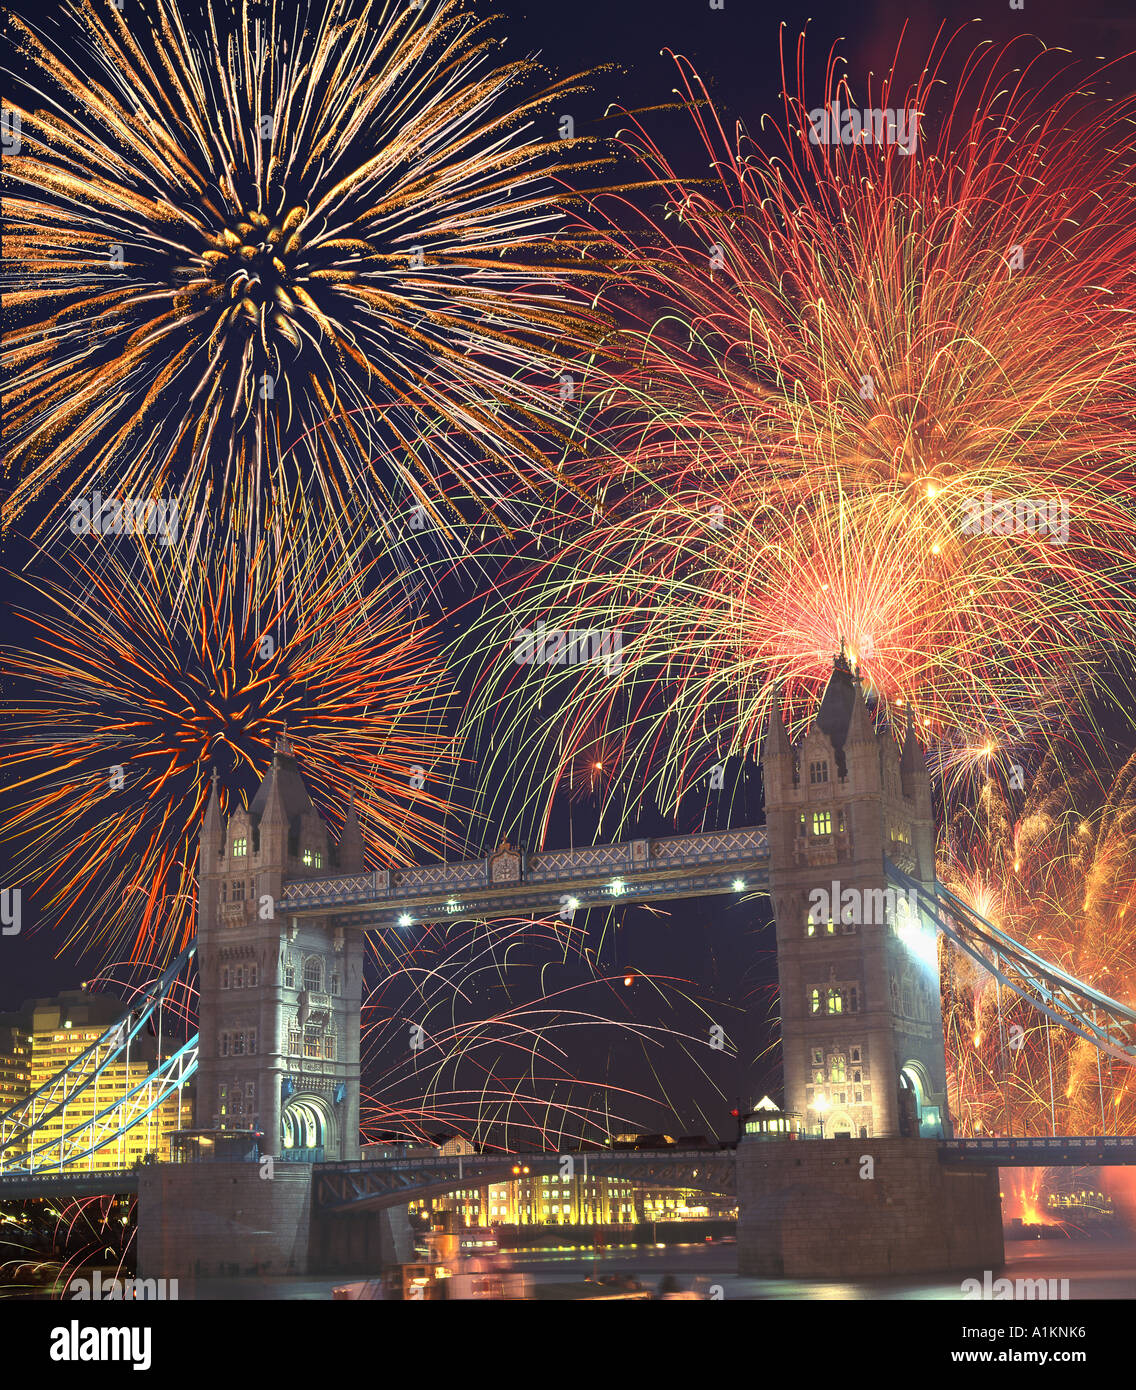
[3,650,1135,1282]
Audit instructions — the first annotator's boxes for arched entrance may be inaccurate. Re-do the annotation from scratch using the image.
[900,1063,944,1139]
[282,1094,335,1160]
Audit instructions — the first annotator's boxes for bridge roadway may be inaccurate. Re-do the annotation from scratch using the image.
[3,1137,1136,1204]
[279,826,771,930]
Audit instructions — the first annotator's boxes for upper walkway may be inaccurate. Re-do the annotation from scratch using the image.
[280,826,770,930]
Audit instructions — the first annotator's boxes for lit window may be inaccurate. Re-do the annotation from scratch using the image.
[827,988,843,1014]
[830,1056,846,1082]
[810,988,821,1014]
[812,811,832,836]
[303,849,313,866]
[233,837,247,857]
[798,813,807,838]
[288,1030,302,1055]
[304,1027,322,1058]
[324,1035,336,1060]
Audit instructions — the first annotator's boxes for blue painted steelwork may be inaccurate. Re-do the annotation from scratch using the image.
[886,860,1136,1065]
[0,945,198,1174]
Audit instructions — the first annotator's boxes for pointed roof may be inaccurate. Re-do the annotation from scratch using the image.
[339,793,365,870]
[814,641,861,752]
[900,701,922,776]
[201,767,222,839]
[249,742,316,829]
[764,684,792,759]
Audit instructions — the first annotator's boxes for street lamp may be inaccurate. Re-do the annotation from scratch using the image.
[815,1093,829,1139]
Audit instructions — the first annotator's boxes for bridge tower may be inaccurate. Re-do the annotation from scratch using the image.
[761,648,951,1140]
[195,736,365,1161]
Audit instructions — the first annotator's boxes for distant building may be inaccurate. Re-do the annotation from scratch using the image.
[0,989,187,1172]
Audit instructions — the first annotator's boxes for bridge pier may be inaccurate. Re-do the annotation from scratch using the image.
[309,1205,414,1274]
[736,1137,1003,1279]
[137,1162,314,1283]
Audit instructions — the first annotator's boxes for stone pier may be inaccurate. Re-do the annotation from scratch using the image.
[737,1137,1003,1278]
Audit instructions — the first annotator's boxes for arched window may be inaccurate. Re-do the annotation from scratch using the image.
[232,836,247,857]
[809,760,829,784]
[827,988,843,1014]
[303,957,323,992]
[812,810,832,836]
[810,988,821,1014]
[830,1056,846,1082]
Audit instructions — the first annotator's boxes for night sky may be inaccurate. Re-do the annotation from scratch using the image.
[4,0,1135,1144]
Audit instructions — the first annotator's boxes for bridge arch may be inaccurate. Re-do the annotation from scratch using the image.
[282,1092,337,1158]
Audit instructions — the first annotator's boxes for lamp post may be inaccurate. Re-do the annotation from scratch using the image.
[815,1093,829,1139]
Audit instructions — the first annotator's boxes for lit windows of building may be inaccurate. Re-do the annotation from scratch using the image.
[232,837,247,857]
[812,810,832,836]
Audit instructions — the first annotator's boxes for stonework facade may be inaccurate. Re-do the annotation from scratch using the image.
[196,739,366,1160]
[761,652,951,1139]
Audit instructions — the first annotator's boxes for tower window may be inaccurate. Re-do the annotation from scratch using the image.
[284,961,296,988]
[849,987,859,1012]
[233,837,247,857]
[289,1029,302,1055]
[221,882,228,903]
[234,965,245,989]
[219,1032,230,1057]
[248,964,258,987]
[854,1090,863,1103]
[810,988,821,1014]
[232,880,245,902]
[304,1027,322,1058]
[853,1070,862,1084]
[324,1034,336,1060]
[247,1029,257,1054]
[826,988,843,1014]
[812,1049,823,1065]
[330,972,341,996]
[232,1032,245,1056]
[798,814,807,838]
[830,1056,846,1082]
[303,958,323,992]
[809,760,829,784]
[851,1048,861,1062]
[811,811,832,836]
[221,967,230,990]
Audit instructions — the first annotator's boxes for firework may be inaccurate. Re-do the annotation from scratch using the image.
[940,752,1136,1139]
[1,520,456,967]
[3,0,607,546]
[457,29,1136,831]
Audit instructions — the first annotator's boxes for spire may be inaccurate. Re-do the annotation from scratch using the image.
[260,758,288,826]
[845,669,876,745]
[339,792,365,872]
[900,701,922,776]
[764,684,792,760]
[276,724,292,757]
[200,767,222,843]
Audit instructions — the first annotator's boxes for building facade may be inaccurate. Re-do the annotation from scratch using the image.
[195,737,366,1160]
[761,649,951,1139]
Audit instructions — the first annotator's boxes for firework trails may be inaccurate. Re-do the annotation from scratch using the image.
[4,0,607,548]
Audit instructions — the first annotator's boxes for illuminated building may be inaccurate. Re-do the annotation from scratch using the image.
[0,1018,31,1163]
[10,990,186,1171]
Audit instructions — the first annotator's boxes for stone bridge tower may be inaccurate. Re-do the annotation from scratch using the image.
[196,736,365,1161]
[761,648,951,1140]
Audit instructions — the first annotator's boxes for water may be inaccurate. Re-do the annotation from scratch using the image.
[183,1236,1136,1299]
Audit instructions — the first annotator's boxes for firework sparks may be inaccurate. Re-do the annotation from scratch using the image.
[3,0,607,546]
[1,522,456,967]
